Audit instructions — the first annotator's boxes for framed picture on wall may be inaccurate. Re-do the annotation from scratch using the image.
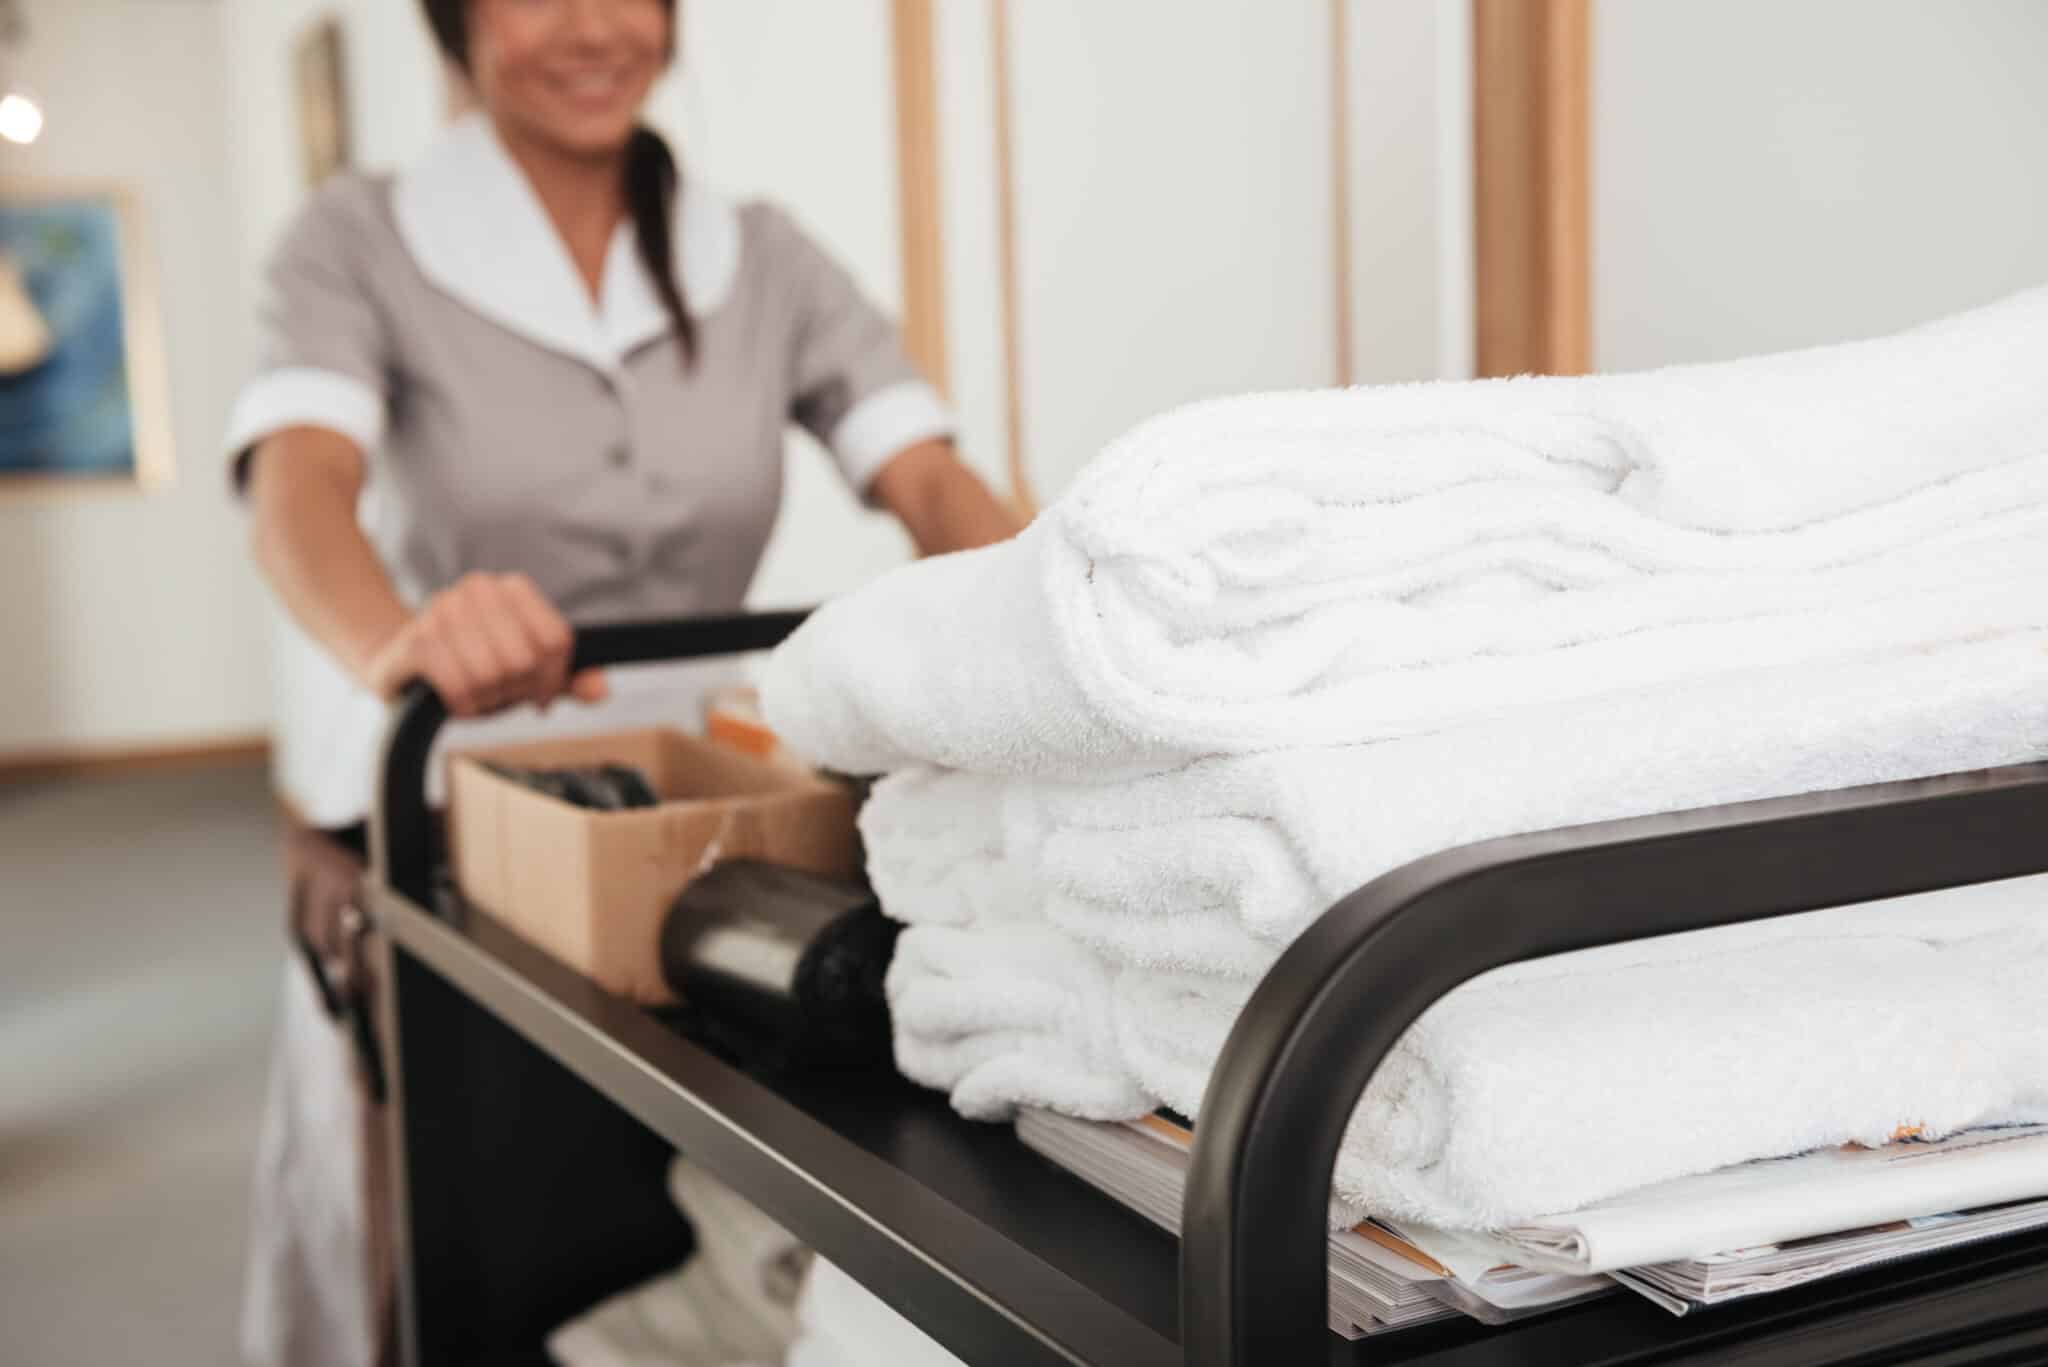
[0,182,174,491]
[295,16,352,188]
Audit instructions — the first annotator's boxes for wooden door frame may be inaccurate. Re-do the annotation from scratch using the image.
[1472,0,1591,377]
[889,0,949,398]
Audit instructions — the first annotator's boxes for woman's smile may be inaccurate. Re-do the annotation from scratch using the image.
[544,65,641,115]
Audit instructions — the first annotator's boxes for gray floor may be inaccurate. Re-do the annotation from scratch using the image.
[1,761,283,1366]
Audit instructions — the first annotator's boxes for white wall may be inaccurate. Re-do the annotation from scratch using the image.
[930,0,1456,501]
[222,0,443,304]
[996,3,1329,495]
[681,0,1459,593]
[0,0,271,755]
[1594,0,2048,370]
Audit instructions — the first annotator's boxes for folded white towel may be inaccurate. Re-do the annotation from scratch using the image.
[1036,628,2048,976]
[1116,911,2048,1230]
[860,769,1041,930]
[873,859,2048,1229]
[764,288,2048,779]
[864,770,1147,1120]
[886,920,1147,1121]
[546,1158,806,1367]
[864,635,2048,1224]
[769,517,2048,783]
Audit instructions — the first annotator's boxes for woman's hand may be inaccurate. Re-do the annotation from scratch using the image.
[360,572,609,717]
[244,432,607,720]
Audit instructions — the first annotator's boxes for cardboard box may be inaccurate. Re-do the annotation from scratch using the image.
[447,726,861,1004]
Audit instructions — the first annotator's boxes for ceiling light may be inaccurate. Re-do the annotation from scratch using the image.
[0,91,40,145]
[0,0,32,146]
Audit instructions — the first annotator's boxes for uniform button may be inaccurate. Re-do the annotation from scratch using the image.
[608,443,630,469]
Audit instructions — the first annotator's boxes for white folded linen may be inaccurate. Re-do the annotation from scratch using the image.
[875,859,2048,1230]
[546,1158,807,1367]
[865,634,2048,1225]
[886,920,1147,1121]
[860,769,1040,930]
[763,287,2048,780]
[769,516,2048,783]
[1116,910,2048,1230]
[1034,627,2048,976]
[866,769,1146,1119]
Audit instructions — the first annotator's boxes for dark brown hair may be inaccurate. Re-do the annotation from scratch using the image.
[420,0,695,365]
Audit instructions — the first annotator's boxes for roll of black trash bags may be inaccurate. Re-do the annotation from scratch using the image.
[484,761,660,811]
[660,861,900,1070]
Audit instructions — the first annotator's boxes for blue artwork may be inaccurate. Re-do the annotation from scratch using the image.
[0,196,138,478]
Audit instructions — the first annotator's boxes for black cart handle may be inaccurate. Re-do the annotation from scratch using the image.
[1181,760,2048,1365]
[373,610,811,908]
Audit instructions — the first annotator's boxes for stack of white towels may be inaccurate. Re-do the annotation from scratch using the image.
[762,288,2048,1233]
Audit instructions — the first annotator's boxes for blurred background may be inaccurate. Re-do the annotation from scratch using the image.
[3,1,2047,1363]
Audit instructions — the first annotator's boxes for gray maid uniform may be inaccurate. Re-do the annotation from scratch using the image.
[227,110,952,829]
[226,113,950,1367]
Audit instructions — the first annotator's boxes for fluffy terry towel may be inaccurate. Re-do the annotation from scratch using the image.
[859,768,1038,930]
[1034,629,2048,977]
[763,287,2048,779]
[868,770,1148,1119]
[886,920,1147,1120]
[877,813,2048,1229]
[867,637,2048,1225]
[547,1158,808,1367]
[1116,912,2048,1230]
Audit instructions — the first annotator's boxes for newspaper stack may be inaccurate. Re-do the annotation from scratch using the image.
[1491,1124,2048,1316]
[1612,1198,2048,1314]
[1018,1112,2048,1334]
[1013,1109,1611,1338]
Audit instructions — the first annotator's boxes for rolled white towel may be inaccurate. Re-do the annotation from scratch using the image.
[1115,906,2048,1231]
[765,287,2048,780]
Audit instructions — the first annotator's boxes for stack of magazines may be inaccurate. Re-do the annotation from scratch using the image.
[1014,1109,1612,1338]
[1016,1110,2048,1337]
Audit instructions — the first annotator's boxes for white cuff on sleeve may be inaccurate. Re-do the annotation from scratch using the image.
[828,380,955,498]
[224,366,387,459]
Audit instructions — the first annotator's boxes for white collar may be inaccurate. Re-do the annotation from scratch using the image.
[392,113,738,373]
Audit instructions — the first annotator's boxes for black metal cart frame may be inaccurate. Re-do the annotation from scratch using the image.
[370,614,2048,1366]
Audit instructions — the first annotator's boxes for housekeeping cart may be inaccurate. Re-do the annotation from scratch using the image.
[369,613,2048,1366]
